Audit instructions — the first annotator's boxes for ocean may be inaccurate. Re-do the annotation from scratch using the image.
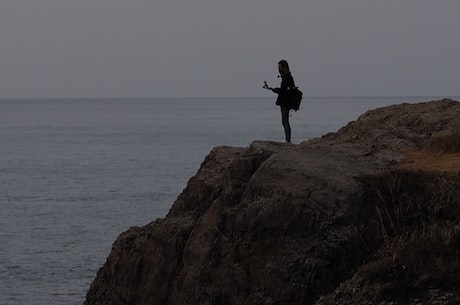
[0,97,453,304]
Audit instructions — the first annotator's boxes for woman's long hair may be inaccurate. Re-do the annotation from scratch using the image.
[278,60,290,72]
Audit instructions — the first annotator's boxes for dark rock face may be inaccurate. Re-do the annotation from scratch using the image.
[85,99,460,305]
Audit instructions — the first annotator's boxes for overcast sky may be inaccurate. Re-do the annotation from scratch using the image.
[1,0,459,98]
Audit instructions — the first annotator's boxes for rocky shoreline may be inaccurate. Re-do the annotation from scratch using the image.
[85,99,460,305]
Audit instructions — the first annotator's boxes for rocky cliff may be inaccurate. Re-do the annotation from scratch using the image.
[85,99,460,305]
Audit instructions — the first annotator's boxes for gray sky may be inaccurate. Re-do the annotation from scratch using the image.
[1,0,459,98]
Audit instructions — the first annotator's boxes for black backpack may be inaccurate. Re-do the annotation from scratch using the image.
[289,87,303,111]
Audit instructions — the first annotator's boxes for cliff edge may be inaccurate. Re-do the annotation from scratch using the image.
[85,99,460,305]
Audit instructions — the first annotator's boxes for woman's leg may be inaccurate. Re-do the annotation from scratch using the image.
[280,106,291,143]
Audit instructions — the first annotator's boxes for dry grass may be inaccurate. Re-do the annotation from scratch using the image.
[426,131,460,153]
[358,223,460,293]
[370,173,458,238]
[397,150,460,173]
[394,110,460,172]
[425,109,460,153]
[357,172,460,299]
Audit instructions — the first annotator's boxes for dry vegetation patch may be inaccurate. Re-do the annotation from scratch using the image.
[398,150,460,173]
[398,110,460,172]
[354,171,460,302]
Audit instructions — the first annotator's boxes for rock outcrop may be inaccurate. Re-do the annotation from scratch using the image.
[85,99,460,305]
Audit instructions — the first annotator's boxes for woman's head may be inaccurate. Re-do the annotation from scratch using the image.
[278,60,290,74]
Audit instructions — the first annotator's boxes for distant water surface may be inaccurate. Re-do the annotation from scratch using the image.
[0,96,455,304]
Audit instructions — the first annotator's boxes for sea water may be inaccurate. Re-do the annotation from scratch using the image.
[0,97,452,305]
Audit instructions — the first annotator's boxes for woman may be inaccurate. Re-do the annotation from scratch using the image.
[264,60,296,143]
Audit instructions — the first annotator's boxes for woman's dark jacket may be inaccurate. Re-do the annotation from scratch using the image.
[272,72,296,108]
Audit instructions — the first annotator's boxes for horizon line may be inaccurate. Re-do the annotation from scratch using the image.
[1,95,459,100]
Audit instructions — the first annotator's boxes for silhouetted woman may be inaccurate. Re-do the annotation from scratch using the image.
[264,60,296,143]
